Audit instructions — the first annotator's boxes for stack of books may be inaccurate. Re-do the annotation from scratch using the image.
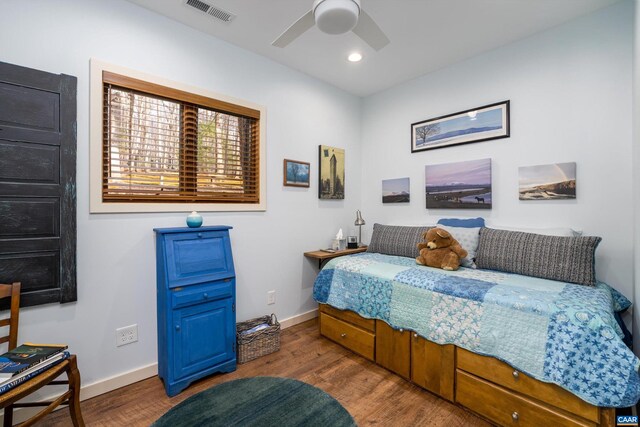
[0,343,69,395]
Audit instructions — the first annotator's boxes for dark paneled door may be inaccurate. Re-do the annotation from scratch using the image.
[0,61,77,307]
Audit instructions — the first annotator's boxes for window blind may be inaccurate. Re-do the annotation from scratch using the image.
[102,72,260,204]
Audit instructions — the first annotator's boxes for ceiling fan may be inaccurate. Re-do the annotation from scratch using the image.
[272,0,390,51]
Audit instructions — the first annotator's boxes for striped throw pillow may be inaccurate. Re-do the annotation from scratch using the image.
[475,228,601,286]
[367,224,432,259]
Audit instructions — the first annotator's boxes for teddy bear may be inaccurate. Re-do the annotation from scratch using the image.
[416,227,468,271]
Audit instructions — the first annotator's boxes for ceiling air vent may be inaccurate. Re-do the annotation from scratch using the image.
[184,0,236,24]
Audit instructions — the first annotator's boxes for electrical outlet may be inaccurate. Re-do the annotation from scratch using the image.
[116,324,138,347]
[267,290,276,305]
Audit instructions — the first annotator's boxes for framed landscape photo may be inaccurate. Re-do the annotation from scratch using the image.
[519,162,576,200]
[425,158,492,209]
[382,177,410,203]
[318,145,345,199]
[283,159,310,187]
[411,101,510,152]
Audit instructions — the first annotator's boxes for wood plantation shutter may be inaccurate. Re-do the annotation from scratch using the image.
[102,72,260,203]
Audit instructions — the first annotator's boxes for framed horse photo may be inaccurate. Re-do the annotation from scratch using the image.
[425,158,492,209]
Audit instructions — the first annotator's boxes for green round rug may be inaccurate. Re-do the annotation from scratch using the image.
[152,376,357,427]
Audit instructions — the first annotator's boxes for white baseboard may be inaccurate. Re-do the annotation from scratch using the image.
[80,362,158,401]
[5,362,159,424]
[279,308,318,329]
[6,309,320,423]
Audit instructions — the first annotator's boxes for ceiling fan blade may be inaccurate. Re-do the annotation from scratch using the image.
[352,10,389,51]
[272,10,315,48]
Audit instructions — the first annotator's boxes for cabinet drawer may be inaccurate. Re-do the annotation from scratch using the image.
[319,304,375,332]
[165,231,234,288]
[171,280,233,309]
[456,348,598,422]
[320,313,375,361]
[456,370,596,427]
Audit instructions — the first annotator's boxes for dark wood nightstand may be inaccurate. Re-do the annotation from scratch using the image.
[304,246,368,268]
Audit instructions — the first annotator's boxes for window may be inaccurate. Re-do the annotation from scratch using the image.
[90,61,266,213]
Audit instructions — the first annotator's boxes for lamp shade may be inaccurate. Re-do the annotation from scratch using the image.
[354,210,365,226]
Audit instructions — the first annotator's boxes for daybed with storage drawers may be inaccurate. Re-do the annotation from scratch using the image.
[313,225,640,427]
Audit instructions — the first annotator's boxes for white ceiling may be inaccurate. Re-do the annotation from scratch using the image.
[127,0,622,97]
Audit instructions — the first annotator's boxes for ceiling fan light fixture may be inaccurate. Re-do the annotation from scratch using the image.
[348,52,362,62]
[313,0,361,35]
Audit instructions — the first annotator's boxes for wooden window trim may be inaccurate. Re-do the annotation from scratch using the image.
[90,59,267,213]
[102,72,260,119]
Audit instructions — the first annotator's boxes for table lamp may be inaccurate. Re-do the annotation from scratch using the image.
[354,210,365,247]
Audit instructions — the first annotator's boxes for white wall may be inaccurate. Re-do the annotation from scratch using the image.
[633,0,640,354]
[361,2,634,303]
[0,0,362,387]
[0,0,635,394]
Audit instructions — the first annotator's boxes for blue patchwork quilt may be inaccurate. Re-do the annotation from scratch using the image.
[313,252,640,407]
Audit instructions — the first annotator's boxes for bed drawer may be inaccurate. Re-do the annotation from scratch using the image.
[456,348,598,422]
[319,304,375,332]
[320,312,375,361]
[456,370,596,427]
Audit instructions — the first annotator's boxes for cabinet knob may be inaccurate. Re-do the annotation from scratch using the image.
[399,328,404,333]
[340,333,347,338]
[198,233,203,238]
[203,293,209,299]
[413,333,418,338]
[512,370,520,380]
[175,325,181,331]
[511,411,519,421]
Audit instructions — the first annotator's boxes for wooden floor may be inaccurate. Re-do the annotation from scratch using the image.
[41,319,489,426]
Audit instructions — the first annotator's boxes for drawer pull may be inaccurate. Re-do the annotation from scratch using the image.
[175,325,181,331]
[512,370,520,380]
[203,293,209,299]
[413,333,418,338]
[399,328,404,333]
[340,333,347,338]
[511,411,519,421]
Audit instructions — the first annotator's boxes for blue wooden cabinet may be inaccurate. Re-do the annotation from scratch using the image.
[154,226,236,397]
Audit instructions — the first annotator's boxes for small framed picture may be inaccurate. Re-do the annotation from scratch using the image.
[283,159,310,187]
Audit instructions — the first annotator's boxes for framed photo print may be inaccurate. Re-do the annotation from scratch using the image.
[318,145,345,199]
[519,162,576,200]
[283,159,310,187]
[412,100,510,152]
[382,177,410,203]
[425,158,492,209]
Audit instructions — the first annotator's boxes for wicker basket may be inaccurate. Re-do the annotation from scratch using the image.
[236,313,281,364]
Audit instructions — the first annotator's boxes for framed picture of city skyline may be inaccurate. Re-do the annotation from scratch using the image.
[411,101,510,152]
[318,145,345,200]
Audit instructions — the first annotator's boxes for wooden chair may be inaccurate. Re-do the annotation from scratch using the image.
[0,282,85,426]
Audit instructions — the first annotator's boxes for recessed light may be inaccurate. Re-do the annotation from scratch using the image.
[348,52,363,62]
